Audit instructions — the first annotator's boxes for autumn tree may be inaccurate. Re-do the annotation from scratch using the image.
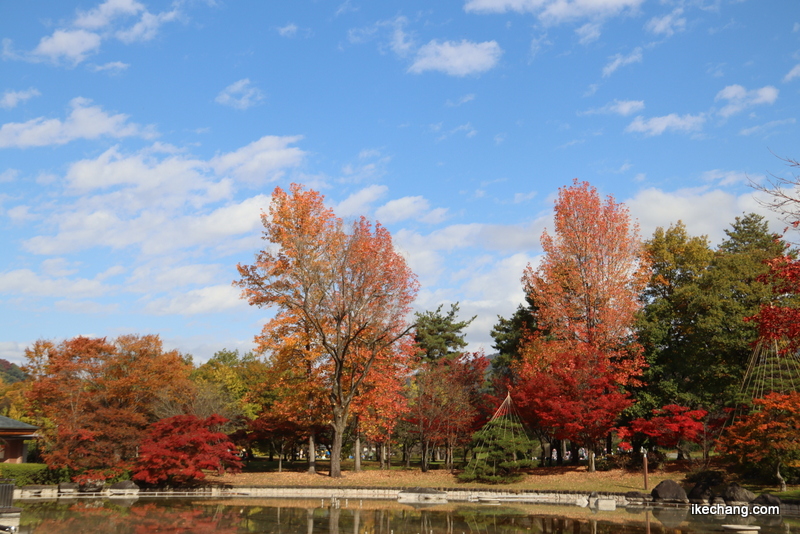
[235,184,418,477]
[517,180,649,471]
[621,404,708,460]
[24,335,193,482]
[134,414,242,486]
[718,392,800,492]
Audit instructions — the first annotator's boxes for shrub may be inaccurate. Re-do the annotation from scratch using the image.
[0,464,72,486]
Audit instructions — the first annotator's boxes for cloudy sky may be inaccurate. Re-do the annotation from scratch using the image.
[1,0,798,365]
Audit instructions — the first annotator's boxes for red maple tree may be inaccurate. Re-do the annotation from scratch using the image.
[516,180,649,470]
[134,414,242,485]
[621,404,708,458]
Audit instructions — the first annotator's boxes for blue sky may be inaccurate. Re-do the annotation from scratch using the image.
[1,0,799,365]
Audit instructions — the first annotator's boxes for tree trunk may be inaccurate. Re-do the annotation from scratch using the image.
[421,441,429,472]
[380,442,387,470]
[354,432,361,472]
[278,443,284,473]
[405,443,411,468]
[387,442,391,469]
[330,409,346,478]
[777,460,786,492]
[588,450,596,472]
[308,433,316,474]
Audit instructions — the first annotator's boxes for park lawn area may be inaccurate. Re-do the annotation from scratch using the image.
[215,460,684,493]
[213,459,798,498]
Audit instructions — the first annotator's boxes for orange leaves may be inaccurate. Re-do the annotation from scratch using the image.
[24,334,193,480]
[235,183,418,476]
[525,179,649,353]
[718,392,800,469]
[521,180,648,387]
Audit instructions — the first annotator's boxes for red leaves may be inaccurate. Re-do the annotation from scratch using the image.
[623,404,708,448]
[24,335,193,481]
[749,255,800,352]
[134,414,242,485]
[516,344,632,446]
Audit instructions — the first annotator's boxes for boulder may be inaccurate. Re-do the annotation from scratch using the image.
[651,480,689,504]
[721,483,755,505]
[752,493,781,507]
[687,483,713,504]
[79,480,104,493]
[109,480,139,491]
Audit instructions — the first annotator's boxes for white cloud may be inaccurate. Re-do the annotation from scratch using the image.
[464,0,644,24]
[0,97,153,148]
[348,16,414,57]
[215,79,265,110]
[375,196,435,224]
[602,47,642,77]
[701,169,748,186]
[0,169,18,183]
[409,40,503,76]
[715,84,778,117]
[7,205,37,223]
[583,99,644,116]
[89,61,130,73]
[335,185,388,217]
[74,0,144,30]
[277,23,298,37]
[115,9,180,43]
[513,191,536,203]
[145,285,246,315]
[33,29,102,64]
[739,118,796,136]
[211,135,305,184]
[437,122,478,140]
[645,8,685,37]
[626,186,779,247]
[0,269,110,298]
[446,94,476,107]
[576,22,602,44]
[625,113,705,136]
[0,88,41,109]
[783,64,800,83]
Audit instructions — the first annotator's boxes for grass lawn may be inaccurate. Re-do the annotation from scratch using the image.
[212,458,798,498]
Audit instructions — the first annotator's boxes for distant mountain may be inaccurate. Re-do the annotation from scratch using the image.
[0,360,28,384]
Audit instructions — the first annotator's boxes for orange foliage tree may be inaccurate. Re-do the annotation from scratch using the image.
[235,184,418,477]
[24,335,192,482]
[718,392,800,492]
[517,180,650,470]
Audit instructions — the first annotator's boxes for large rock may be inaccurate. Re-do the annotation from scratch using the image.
[687,482,713,504]
[109,480,140,497]
[651,480,688,504]
[752,493,781,507]
[721,483,755,505]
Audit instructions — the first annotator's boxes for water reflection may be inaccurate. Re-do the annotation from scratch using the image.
[13,499,798,534]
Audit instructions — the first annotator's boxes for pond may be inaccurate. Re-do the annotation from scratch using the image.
[11,498,800,534]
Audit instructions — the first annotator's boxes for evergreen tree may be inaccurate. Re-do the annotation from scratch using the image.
[459,417,533,484]
[414,303,475,362]
[489,296,539,380]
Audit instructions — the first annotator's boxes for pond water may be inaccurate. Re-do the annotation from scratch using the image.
[11,498,800,534]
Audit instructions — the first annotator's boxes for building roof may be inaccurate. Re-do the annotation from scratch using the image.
[0,416,37,431]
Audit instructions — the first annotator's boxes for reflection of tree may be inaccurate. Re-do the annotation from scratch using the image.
[20,501,655,534]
